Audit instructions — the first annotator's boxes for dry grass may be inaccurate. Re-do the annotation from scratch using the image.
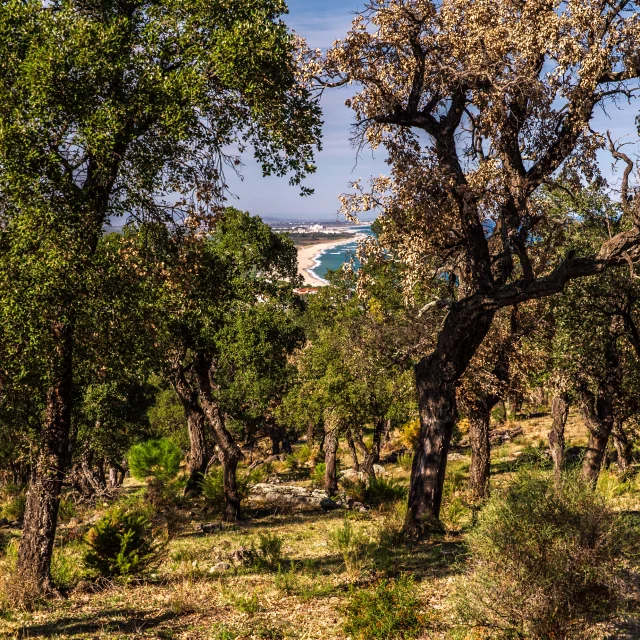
[0,410,638,639]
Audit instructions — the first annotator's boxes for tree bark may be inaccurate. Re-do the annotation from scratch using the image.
[346,432,360,472]
[612,418,632,473]
[324,413,339,495]
[193,356,243,520]
[355,419,384,478]
[406,307,495,536]
[17,324,74,590]
[549,393,569,481]
[170,366,212,497]
[467,399,493,500]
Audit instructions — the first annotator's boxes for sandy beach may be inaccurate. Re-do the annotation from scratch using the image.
[297,236,359,286]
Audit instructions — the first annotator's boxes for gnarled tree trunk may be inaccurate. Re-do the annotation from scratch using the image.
[355,418,384,478]
[466,398,494,500]
[549,393,569,481]
[17,324,74,590]
[406,306,495,537]
[193,356,243,520]
[612,418,632,473]
[324,411,339,495]
[171,365,211,497]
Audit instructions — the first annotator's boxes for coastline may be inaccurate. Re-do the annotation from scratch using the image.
[297,236,360,287]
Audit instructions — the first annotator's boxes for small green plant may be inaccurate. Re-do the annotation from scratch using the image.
[128,438,182,483]
[0,485,26,522]
[252,532,284,569]
[295,444,312,464]
[343,575,427,640]
[51,544,83,589]
[342,475,407,507]
[456,470,640,639]
[310,462,326,488]
[397,453,413,471]
[283,454,299,474]
[330,517,369,573]
[233,592,262,615]
[58,497,77,524]
[84,507,161,578]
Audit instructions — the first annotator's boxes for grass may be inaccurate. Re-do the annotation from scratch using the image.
[1,410,639,639]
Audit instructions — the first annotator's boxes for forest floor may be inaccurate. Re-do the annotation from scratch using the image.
[1,411,640,640]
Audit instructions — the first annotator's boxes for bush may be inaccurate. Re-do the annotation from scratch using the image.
[343,575,427,640]
[84,507,161,578]
[58,497,77,524]
[330,517,369,573]
[0,485,26,522]
[310,462,326,488]
[252,532,284,570]
[397,453,413,471]
[128,438,182,483]
[456,471,640,639]
[399,419,420,449]
[343,475,407,507]
[295,444,312,465]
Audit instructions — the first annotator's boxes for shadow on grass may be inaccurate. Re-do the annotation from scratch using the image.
[16,608,179,638]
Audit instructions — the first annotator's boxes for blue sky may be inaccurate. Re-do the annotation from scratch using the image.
[227,1,640,221]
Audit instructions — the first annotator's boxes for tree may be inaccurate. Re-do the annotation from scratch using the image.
[311,0,640,534]
[0,0,320,587]
[136,209,304,518]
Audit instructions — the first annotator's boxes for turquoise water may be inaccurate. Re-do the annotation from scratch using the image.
[310,225,373,282]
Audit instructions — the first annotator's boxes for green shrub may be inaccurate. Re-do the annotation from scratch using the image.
[397,453,413,471]
[201,467,256,515]
[343,575,427,639]
[456,471,640,639]
[283,454,299,474]
[51,544,84,589]
[330,517,369,573]
[295,444,312,464]
[310,462,326,488]
[343,475,407,507]
[58,497,77,524]
[128,438,182,483]
[0,485,26,522]
[84,507,161,578]
[252,532,284,570]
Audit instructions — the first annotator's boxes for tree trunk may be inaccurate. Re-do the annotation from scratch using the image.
[467,399,492,500]
[17,324,74,590]
[171,366,212,497]
[346,432,360,472]
[579,329,620,486]
[219,449,241,521]
[549,393,569,481]
[612,419,632,473]
[355,419,384,478]
[324,413,339,495]
[193,355,243,520]
[406,307,495,537]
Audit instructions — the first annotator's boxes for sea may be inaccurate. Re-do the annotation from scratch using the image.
[310,225,374,283]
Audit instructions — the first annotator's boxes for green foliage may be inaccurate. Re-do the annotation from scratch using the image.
[456,471,640,639]
[295,444,312,465]
[84,508,161,578]
[58,498,77,525]
[342,475,407,507]
[310,462,326,488]
[0,486,26,522]
[252,532,285,570]
[128,438,182,484]
[330,518,369,573]
[343,576,427,640]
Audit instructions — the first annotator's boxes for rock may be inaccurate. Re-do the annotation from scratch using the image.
[249,459,264,470]
[199,522,222,534]
[250,483,330,511]
[350,501,368,512]
[320,497,343,511]
[229,546,253,564]
[373,464,386,476]
[210,562,231,573]
[0,517,9,527]
[264,455,282,464]
[340,469,367,483]
[448,452,464,461]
